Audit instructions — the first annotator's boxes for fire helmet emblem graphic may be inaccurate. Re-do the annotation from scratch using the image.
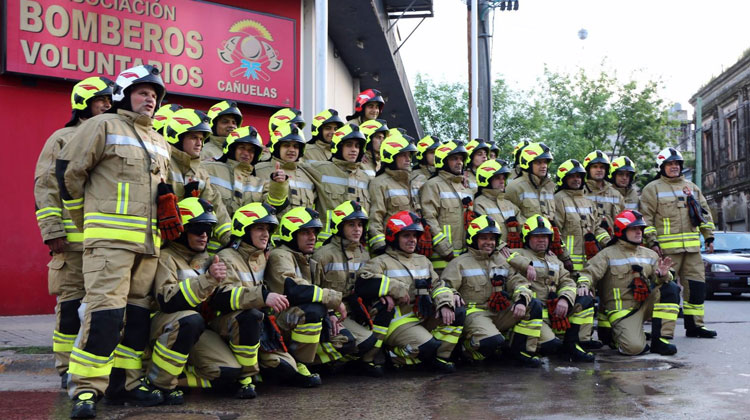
[218,19,283,82]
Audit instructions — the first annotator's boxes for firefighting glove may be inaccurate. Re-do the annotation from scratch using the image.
[686,194,707,228]
[488,275,512,312]
[629,265,650,303]
[183,180,201,198]
[321,314,333,343]
[600,218,614,238]
[371,301,395,337]
[346,294,373,327]
[157,181,184,241]
[550,224,565,256]
[413,278,434,319]
[547,292,571,331]
[505,217,523,249]
[462,196,477,231]
[584,232,600,260]
[416,226,434,258]
[260,312,287,353]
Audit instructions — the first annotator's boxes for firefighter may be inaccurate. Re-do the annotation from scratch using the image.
[440,215,543,367]
[304,108,345,163]
[367,131,422,253]
[464,138,490,193]
[640,147,717,338]
[354,211,464,372]
[583,150,624,240]
[201,100,242,161]
[210,202,323,390]
[488,140,501,160]
[420,140,473,272]
[305,123,371,246]
[202,126,289,216]
[473,159,523,250]
[148,198,243,403]
[265,107,306,164]
[577,210,679,355]
[412,135,440,181]
[608,156,640,211]
[153,103,182,136]
[507,139,531,186]
[265,207,354,370]
[360,119,389,177]
[255,122,317,218]
[507,215,595,362]
[311,201,385,376]
[58,64,171,418]
[163,108,233,253]
[346,88,385,125]
[34,76,114,390]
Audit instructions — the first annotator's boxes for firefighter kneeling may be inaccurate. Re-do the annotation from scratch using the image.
[355,211,464,373]
[441,215,544,367]
[577,210,678,356]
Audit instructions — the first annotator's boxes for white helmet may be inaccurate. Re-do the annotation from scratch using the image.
[113,64,166,107]
[655,146,684,169]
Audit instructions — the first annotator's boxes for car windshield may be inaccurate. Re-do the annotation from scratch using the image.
[705,232,750,253]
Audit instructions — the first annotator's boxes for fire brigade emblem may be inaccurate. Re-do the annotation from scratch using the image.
[218,20,283,81]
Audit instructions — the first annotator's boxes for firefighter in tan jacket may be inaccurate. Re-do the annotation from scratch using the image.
[304,109,344,163]
[440,215,543,367]
[608,156,640,211]
[577,210,679,356]
[359,119,389,177]
[464,138,490,194]
[265,207,354,369]
[163,108,232,254]
[420,140,473,272]
[640,147,717,338]
[507,215,595,362]
[346,88,384,126]
[473,159,523,249]
[367,132,423,252]
[355,211,464,373]
[35,76,113,388]
[210,202,323,390]
[200,100,242,161]
[412,135,439,181]
[58,65,171,418]
[202,126,289,217]
[582,150,624,239]
[148,198,242,404]
[305,123,371,246]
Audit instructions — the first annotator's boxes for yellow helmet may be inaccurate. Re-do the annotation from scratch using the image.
[221,126,264,165]
[513,139,532,165]
[416,135,440,162]
[521,214,554,243]
[555,159,586,187]
[582,150,610,172]
[465,138,490,166]
[434,140,468,170]
[164,108,212,146]
[269,107,305,138]
[278,207,323,243]
[360,119,389,151]
[331,123,367,161]
[153,103,183,134]
[71,76,115,111]
[231,202,279,238]
[269,122,306,160]
[207,100,242,132]
[380,131,417,164]
[476,159,511,188]
[330,201,368,235]
[178,197,217,227]
[466,215,502,247]
[608,156,636,182]
[517,142,552,171]
[311,109,345,139]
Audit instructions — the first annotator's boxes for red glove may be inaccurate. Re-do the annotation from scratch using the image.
[157,181,183,241]
[630,265,650,302]
[547,296,570,331]
[416,223,434,258]
[184,180,201,198]
[505,217,523,249]
[550,225,564,256]
[488,275,512,312]
[584,232,600,260]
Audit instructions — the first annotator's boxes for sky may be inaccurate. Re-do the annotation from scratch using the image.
[398,0,750,115]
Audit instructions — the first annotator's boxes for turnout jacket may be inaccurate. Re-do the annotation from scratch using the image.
[554,188,610,270]
[368,168,423,250]
[211,242,269,313]
[266,244,342,311]
[615,184,640,211]
[153,241,217,313]
[200,134,226,161]
[420,170,473,261]
[506,171,556,222]
[58,109,171,255]
[302,140,332,163]
[202,159,288,216]
[312,235,369,295]
[473,188,523,245]
[640,175,714,253]
[507,248,576,305]
[584,179,624,233]
[441,247,531,310]
[35,124,83,251]
[255,157,316,218]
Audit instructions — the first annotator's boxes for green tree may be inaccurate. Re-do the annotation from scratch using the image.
[413,74,469,141]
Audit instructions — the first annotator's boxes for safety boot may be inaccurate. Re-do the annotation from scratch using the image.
[161,388,185,405]
[562,343,595,363]
[650,337,677,355]
[292,362,322,388]
[686,326,717,338]
[512,351,541,368]
[61,371,69,390]
[236,377,257,399]
[70,392,97,419]
[578,339,603,350]
[358,361,385,378]
[104,378,163,406]
[433,357,456,374]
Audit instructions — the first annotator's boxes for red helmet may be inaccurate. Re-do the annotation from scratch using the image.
[613,210,647,238]
[385,211,424,243]
[354,89,385,113]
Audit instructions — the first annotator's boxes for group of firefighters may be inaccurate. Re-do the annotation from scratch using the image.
[33,65,717,419]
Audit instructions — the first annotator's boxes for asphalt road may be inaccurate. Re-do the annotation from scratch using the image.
[2,296,749,420]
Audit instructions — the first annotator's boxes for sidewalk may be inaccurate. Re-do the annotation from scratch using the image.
[0,315,57,391]
[0,314,54,347]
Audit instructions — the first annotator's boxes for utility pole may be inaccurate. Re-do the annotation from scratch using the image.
[695,97,702,189]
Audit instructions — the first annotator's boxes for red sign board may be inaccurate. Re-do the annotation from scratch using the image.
[3,0,297,107]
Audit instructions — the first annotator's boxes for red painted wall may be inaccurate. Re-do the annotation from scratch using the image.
[0,0,300,315]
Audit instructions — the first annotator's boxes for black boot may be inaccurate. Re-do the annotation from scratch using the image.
[562,325,594,362]
[236,377,257,399]
[70,392,97,419]
[686,326,717,338]
[651,318,677,355]
[508,333,540,368]
[104,377,163,406]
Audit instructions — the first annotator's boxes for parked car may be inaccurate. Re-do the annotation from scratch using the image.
[701,231,750,298]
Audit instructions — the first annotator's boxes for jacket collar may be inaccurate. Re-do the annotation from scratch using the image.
[333,157,361,171]
[438,169,464,183]
[117,109,153,127]
[385,246,414,261]
[237,241,265,262]
[207,134,226,149]
[170,147,199,172]
[385,167,411,183]
[273,156,297,171]
[229,159,254,173]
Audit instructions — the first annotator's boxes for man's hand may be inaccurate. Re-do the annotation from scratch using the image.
[379,295,396,312]
[265,292,289,313]
[46,238,67,254]
[337,302,348,321]
[526,265,537,283]
[329,314,342,336]
[271,161,287,183]
[208,256,227,282]
[553,298,569,318]
[512,303,526,319]
[577,284,590,297]
[500,246,511,258]
[706,242,714,254]
[437,306,454,325]
[656,256,674,277]
[651,245,663,258]
[453,294,465,308]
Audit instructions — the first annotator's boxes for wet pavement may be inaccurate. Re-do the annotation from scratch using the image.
[2,297,750,419]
